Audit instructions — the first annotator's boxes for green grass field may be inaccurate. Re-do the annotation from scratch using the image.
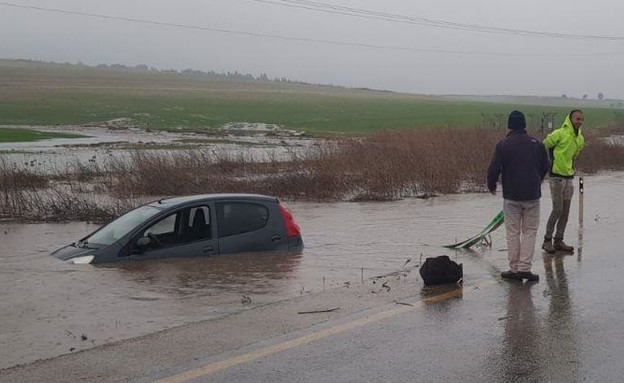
[0,127,83,143]
[1,59,623,135]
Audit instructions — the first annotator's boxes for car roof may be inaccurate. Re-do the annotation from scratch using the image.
[147,193,279,209]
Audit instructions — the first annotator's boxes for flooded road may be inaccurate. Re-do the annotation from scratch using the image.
[1,172,622,370]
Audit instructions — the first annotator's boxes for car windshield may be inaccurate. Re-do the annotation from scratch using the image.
[85,205,162,246]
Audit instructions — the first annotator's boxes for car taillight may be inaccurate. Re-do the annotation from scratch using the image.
[279,202,301,238]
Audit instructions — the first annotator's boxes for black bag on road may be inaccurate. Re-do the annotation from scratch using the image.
[419,256,463,285]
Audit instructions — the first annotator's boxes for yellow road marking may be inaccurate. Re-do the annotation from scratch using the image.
[153,279,497,383]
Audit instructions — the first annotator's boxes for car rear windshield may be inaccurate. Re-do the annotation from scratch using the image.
[86,205,162,246]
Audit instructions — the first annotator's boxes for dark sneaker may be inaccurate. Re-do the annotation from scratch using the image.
[517,271,539,282]
[554,240,574,253]
[501,270,521,280]
[542,240,556,254]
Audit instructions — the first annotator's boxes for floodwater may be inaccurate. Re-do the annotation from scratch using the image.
[1,172,622,370]
[0,125,314,172]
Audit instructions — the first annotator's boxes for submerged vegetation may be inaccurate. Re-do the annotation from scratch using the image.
[2,127,624,222]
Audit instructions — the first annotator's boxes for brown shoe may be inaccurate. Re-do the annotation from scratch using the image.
[554,239,574,253]
[542,240,556,254]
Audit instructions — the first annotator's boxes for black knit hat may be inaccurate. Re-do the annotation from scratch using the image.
[508,110,526,130]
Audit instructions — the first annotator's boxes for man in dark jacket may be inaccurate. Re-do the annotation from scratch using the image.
[487,110,549,282]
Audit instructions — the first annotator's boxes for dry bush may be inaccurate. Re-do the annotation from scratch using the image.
[3,127,624,221]
[0,156,49,217]
[576,133,624,173]
[0,179,138,222]
[309,129,501,200]
[264,142,354,200]
[0,155,139,221]
[87,131,504,202]
[0,156,48,190]
[60,158,103,182]
[264,127,624,200]
[103,149,276,198]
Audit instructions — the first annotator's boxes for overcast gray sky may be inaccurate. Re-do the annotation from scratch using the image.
[1,0,624,98]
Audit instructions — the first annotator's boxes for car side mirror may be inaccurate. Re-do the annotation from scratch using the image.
[135,236,151,251]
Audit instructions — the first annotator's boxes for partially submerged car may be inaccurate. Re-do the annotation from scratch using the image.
[52,194,303,264]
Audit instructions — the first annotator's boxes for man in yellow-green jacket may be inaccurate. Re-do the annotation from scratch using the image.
[542,109,585,254]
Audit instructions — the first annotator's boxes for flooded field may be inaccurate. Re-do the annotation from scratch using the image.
[1,172,622,369]
[0,125,314,172]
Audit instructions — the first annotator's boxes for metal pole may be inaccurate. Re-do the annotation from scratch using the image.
[579,176,584,227]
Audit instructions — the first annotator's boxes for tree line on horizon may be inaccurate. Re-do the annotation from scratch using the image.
[8,58,308,85]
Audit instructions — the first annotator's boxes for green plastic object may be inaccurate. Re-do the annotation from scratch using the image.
[445,210,505,249]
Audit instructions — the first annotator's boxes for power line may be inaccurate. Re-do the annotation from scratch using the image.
[1,1,624,57]
[248,0,624,41]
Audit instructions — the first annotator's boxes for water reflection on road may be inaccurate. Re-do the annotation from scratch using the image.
[1,172,622,370]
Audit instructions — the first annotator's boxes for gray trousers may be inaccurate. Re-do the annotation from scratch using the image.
[544,177,574,241]
[504,199,540,273]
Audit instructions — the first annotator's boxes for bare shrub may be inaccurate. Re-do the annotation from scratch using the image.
[63,158,104,182]
[0,156,48,190]
[3,127,624,221]
[321,129,501,199]
[0,180,137,222]
[0,156,49,218]
[576,133,624,173]
[0,155,140,221]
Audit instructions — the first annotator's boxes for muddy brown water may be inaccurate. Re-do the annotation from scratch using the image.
[1,172,622,369]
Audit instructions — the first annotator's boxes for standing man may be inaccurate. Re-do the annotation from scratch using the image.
[542,110,585,254]
[488,110,549,282]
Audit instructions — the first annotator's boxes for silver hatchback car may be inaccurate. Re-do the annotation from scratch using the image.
[51,194,303,264]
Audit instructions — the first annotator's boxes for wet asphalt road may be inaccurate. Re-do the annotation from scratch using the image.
[4,244,624,383]
[2,173,624,382]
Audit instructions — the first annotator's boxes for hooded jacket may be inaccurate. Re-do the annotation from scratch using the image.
[543,114,585,177]
[487,130,549,201]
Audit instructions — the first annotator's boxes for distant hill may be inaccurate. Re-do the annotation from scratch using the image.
[1,58,622,132]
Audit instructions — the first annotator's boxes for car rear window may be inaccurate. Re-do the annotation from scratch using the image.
[216,202,269,237]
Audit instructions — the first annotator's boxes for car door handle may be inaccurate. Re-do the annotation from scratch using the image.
[202,246,214,253]
[271,234,282,242]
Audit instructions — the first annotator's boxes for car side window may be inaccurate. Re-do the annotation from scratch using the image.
[140,205,212,249]
[145,214,177,236]
[143,213,179,247]
[217,202,269,238]
[184,206,211,241]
